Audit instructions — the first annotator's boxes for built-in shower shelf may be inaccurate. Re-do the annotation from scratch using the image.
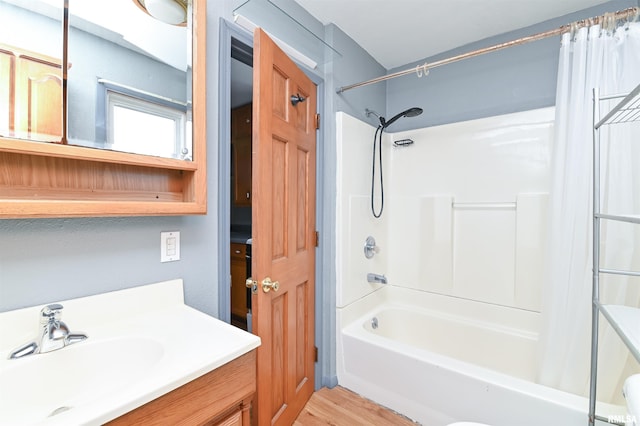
[598,304,640,363]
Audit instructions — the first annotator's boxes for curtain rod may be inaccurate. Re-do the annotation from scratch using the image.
[336,7,639,94]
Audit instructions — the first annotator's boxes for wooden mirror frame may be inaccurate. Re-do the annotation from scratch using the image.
[0,0,206,218]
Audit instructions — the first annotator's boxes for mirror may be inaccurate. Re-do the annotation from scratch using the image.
[0,0,63,143]
[0,0,193,160]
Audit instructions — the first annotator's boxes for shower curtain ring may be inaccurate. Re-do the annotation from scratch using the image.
[570,22,577,40]
[415,62,429,79]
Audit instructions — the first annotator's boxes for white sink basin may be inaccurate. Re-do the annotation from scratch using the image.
[0,337,164,425]
[0,279,260,425]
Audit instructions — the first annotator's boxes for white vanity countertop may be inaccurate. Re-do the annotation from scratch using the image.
[0,279,261,426]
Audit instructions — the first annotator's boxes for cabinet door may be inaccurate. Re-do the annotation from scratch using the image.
[212,409,242,426]
[231,104,252,206]
[106,351,255,426]
[231,103,252,138]
[14,53,62,142]
[230,243,247,318]
[232,137,252,206]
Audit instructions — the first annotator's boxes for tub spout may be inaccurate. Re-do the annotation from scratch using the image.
[367,273,387,284]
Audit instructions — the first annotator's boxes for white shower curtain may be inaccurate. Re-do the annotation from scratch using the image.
[538,20,640,402]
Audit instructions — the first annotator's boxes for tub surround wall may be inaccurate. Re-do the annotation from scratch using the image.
[335,112,389,308]
[336,108,554,313]
[386,108,554,311]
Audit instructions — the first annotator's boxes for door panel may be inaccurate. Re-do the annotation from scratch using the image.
[296,148,308,251]
[15,55,62,141]
[0,46,62,141]
[271,136,287,260]
[295,280,308,387]
[252,28,317,426]
[270,293,286,418]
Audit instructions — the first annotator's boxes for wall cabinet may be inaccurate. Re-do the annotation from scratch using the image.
[0,0,207,218]
[230,242,248,319]
[231,103,252,206]
[106,350,256,426]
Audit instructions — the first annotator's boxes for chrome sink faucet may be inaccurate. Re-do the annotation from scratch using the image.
[8,304,88,359]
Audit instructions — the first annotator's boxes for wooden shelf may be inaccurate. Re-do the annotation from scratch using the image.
[0,140,206,218]
[0,137,199,171]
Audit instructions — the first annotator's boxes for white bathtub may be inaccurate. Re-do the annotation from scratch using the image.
[336,285,624,426]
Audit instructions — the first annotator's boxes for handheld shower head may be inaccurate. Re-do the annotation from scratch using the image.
[381,107,423,129]
[368,105,423,219]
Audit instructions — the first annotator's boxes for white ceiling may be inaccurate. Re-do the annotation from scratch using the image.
[293,0,613,69]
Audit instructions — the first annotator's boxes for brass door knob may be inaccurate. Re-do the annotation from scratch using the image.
[246,278,257,294]
[261,277,279,293]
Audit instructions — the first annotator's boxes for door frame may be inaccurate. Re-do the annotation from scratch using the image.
[217,18,329,389]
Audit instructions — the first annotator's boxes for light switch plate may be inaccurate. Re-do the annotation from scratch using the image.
[160,231,180,262]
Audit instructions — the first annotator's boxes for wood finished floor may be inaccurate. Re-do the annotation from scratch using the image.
[294,386,417,426]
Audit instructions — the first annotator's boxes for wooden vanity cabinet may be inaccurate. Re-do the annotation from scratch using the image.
[230,242,248,319]
[106,350,256,426]
[231,103,252,206]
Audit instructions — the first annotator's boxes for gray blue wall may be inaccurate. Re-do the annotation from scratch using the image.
[0,2,231,315]
[1,0,636,387]
[385,0,639,131]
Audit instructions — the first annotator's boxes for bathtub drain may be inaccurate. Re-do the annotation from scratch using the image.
[371,317,378,329]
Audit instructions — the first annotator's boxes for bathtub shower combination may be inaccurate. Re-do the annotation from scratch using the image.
[337,286,624,426]
[335,109,629,426]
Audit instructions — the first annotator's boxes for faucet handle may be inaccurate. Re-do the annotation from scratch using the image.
[364,236,380,259]
[41,304,63,322]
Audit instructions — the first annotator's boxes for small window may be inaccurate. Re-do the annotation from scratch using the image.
[106,90,189,159]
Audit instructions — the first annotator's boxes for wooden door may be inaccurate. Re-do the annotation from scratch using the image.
[251,28,317,425]
[14,53,62,142]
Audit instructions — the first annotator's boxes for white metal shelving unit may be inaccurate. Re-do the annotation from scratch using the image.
[588,82,640,426]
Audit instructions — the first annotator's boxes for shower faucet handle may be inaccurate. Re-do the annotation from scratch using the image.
[364,236,380,259]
